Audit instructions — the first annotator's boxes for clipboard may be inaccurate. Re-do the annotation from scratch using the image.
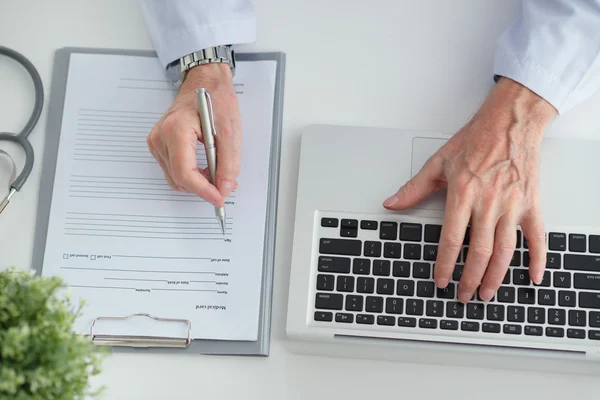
[30,46,286,356]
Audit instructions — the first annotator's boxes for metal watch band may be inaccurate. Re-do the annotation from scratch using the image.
[180,45,236,78]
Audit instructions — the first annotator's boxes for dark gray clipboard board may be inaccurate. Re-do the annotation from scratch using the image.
[31,47,285,356]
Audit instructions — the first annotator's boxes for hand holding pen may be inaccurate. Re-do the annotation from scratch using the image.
[146,63,241,228]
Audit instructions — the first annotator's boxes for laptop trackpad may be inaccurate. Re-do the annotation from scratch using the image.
[410,137,448,211]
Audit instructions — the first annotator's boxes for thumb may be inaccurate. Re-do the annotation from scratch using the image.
[383,156,444,210]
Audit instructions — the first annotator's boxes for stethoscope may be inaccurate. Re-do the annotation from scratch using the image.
[0,46,43,214]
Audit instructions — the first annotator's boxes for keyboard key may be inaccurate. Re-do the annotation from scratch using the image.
[548,308,566,325]
[518,288,535,304]
[318,256,351,273]
[360,220,378,230]
[336,276,354,292]
[590,311,600,327]
[527,307,545,324]
[341,219,358,228]
[558,290,576,307]
[396,280,415,296]
[516,230,522,248]
[356,314,374,324]
[546,253,561,269]
[315,293,343,310]
[424,224,442,243]
[335,313,354,323]
[345,295,363,311]
[535,271,551,288]
[461,321,480,332]
[538,289,556,306]
[549,232,566,251]
[503,324,522,335]
[579,292,600,309]
[398,317,417,327]
[366,296,384,313]
[363,241,382,257]
[383,242,402,259]
[574,273,600,291]
[357,277,375,294]
[373,260,391,276]
[508,306,525,322]
[424,245,438,261]
[509,251,521,267]
[564,254,600,273]
[340,228,358,238]
[317,274,335,291]
[406,299,424,315]
[482,322,501,333]
[386,297,403,314]
[426,300,444,317]
[568,310,586,326]
[513,269,530,286]
[404,244,422,260]
[452,265,463,281]
[569,234,587,252]
[393,261,410,277]
[417,281,435,298]
[321,218,338,228]
[567,329,585,339]
[320,238,361,256]
[419,318,437,329]
[467,303,485,320]
[590,235,600,254]
[497,287,515,303]
[525,326,543,336]
[440,320,459,330]
[553,272,571,288]
[353,258,371,275]
[400,223,422,242]
[487,304,505,321]
[546,327,564,337]
[314,311,333,321]
[380,221,398,240]
[377,315,395,326]
[413,262,430,279]
[377,278,395,295]
[589,330,600,340]
[436,283,455,299]
[463,227,471,245]
[446,302,464,318]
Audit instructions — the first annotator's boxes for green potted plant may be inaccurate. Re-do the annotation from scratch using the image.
[0,267,106,399]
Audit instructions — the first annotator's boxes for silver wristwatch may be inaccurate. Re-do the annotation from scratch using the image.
[167,45,236,87]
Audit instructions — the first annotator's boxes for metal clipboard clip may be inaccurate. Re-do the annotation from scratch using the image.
[89,313,192,348]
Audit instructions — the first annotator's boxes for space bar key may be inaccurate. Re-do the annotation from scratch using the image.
[565,254,600,272]
[319,238,362,256]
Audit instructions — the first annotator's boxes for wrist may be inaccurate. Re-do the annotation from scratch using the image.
[476,77,557,140]
[182,63,232,89]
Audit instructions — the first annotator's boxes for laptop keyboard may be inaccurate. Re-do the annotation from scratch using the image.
[312,212,600,343]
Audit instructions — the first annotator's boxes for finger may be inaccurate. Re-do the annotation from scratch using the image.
[200,167,238,190]
[433,186,472,289]
[169,134,223,206]
[214,107,242,199]
[479,213,517,301]
[520,205,546,285]
[383,155,444,210]
[459,209,497,303]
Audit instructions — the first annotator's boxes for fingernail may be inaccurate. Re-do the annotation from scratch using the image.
[458,291,471,303]
[479,287,494,301]
[534,271,544,285]
[436,278,448,288]
[383,194,399,207]
[219,180,235,198]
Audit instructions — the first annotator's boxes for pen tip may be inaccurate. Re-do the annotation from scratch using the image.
[219,218,226,235]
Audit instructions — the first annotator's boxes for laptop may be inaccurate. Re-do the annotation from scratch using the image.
[285,124,600,373]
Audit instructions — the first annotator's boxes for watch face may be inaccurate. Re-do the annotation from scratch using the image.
[166,62,182,87]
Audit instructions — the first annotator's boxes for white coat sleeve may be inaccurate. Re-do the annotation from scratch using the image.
[139,0,256,69]
[493,0,600,114]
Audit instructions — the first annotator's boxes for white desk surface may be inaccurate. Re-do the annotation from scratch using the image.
[2,0,600,399]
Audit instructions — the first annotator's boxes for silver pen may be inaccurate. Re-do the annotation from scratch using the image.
[196,88,226,235]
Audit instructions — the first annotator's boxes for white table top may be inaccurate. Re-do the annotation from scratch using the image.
[2,0,600,398]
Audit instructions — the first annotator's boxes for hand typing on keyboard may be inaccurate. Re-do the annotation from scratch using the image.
[383,77,557,303]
